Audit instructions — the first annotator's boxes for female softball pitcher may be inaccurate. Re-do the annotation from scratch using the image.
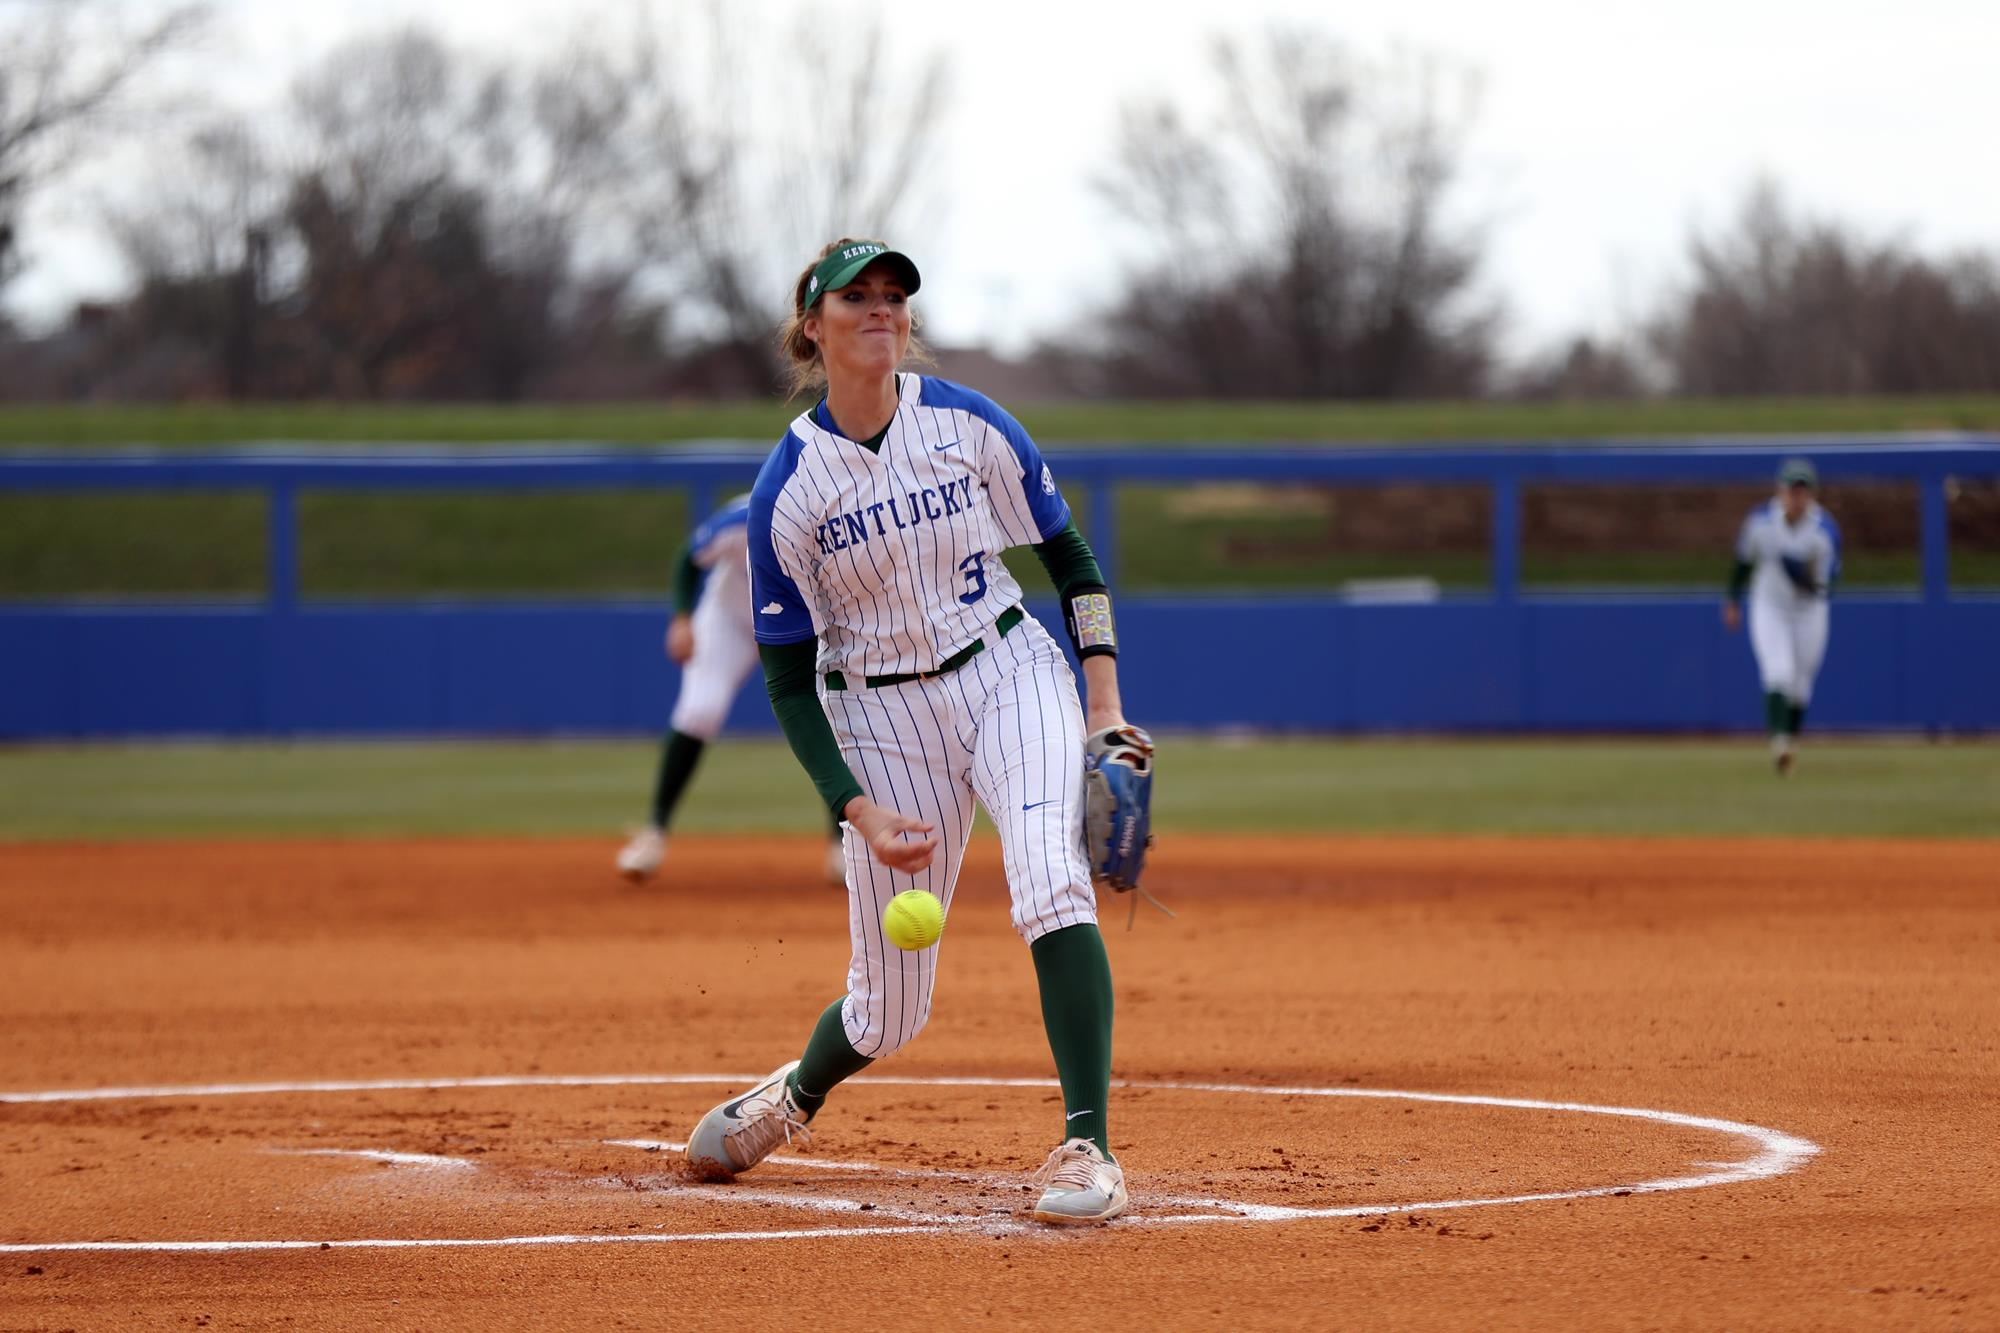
[1723,457,1841,774]
[615,494,844,886]
[684,239,1139,1225]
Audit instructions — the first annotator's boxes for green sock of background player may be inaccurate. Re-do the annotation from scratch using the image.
[647,730,706,830]
[1788,701,1807,736]
[787,921,1116,1160]
[1764,691,1790,740]
[650,730,841,842]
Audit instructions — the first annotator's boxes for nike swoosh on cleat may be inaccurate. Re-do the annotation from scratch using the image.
[720,1075,784,1120]
[1022,799,1056,811]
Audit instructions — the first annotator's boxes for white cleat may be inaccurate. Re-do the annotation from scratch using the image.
[684,1060,813,1181]
[1770,736,1796,777]
[616,828,665,882]
[1031,1137,1128,1225]
[824,838,848,887]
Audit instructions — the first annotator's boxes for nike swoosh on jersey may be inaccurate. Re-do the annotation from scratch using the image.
[931,437,964,451]
[1021,799,1056,811]
[759,602,784,614]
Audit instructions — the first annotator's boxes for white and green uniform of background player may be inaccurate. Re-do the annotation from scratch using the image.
[1729,458,1842,764]
[622,495,841,879]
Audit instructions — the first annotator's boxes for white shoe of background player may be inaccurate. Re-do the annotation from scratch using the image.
[1770,736,1796,777]
[616,828,665,882]
[685,1060,813,1180]
[1031,1137,1128,1224]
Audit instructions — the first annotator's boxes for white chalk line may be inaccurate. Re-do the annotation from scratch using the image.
[270,1148,476,1171]
[604,1138,885,1173]
[0,1073,1819,1253]
[598,1139,1122,1229]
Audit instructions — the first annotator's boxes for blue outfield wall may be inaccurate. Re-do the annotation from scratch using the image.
[3,593,1996,737]
[3,439,1998,737]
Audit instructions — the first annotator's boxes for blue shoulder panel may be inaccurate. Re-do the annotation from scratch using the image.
[747,434,817,646]
[688,492,753,557]
[919,376,1071,539]
[1818,511,1843,586]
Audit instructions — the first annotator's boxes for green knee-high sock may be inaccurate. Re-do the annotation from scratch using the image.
[1030,923,1115,1160]
[648,730,706,830]
[1787,701,1807,736]
[789,999,873,1117]
[1763,691,1790,737]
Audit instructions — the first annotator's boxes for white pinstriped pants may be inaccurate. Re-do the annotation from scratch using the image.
[818,615,1099,1060]
[667,585,759,741]
[1748,595,1830,705]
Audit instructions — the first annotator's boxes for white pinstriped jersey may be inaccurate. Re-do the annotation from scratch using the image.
[1736,499,1842,608]
[748,374,1071,676]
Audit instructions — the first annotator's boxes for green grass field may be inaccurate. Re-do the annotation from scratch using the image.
[1,737,1992,842]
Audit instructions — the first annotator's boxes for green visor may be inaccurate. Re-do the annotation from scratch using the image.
[1777,457,1818,489]
[805,243,921,308]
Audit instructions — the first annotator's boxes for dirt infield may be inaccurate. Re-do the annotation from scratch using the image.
[2,834,1995,1330]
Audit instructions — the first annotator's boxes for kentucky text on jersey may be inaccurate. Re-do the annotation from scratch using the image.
[747,374,1071,677]
[813,479,981,554]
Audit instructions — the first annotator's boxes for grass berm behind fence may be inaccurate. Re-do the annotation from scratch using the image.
[4,397,1999,598]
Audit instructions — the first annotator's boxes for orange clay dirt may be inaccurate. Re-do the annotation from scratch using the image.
[1,834,1996,1331]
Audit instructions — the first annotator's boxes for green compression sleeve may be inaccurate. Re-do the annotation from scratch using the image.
[1035,519,1117,660]
[1031,519,1107,601]
[671,544,702,615]
[1728,558,1752,602]
[761,640,865,820]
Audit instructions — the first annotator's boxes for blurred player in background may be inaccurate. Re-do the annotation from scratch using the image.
[616,494,844,883]
[1723,458,1841,775]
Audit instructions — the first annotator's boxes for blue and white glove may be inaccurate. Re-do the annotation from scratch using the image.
[1083,725,1155,892]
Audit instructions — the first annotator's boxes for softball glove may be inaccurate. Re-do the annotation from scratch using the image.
[1083,724,1155,892]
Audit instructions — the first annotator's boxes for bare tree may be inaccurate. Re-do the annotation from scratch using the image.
[597,1,951,386]
[1085,29,1494,398]
[1508,336,1648,400]
[92,28,587,398]
[58,4,951,399]
[1652,179,2000,394]
[0,0,206,291]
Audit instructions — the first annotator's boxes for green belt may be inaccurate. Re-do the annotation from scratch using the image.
[826,605,1025,691]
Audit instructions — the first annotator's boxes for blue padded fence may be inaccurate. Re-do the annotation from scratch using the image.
[3,438,1996,737]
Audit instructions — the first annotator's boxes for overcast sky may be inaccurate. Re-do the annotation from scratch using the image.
[11,0,1999,361]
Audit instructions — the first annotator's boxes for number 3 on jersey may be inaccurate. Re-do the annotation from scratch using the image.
[957,550,988,605]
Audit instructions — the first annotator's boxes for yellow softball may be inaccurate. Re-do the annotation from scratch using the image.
[882,889,945,951]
